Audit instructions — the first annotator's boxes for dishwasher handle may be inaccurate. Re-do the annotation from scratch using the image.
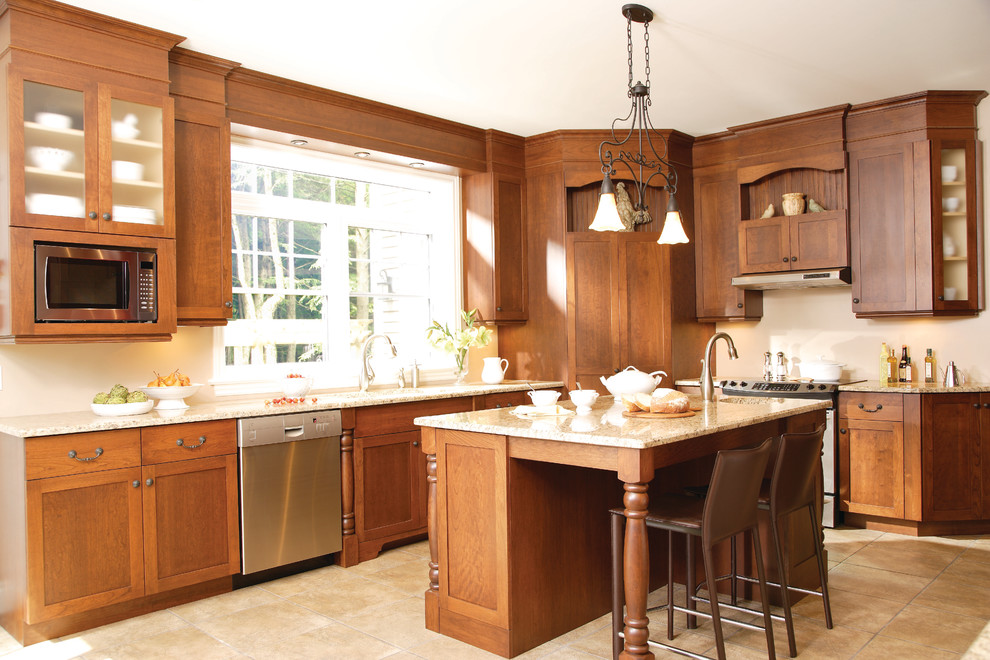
[284,425,305,439]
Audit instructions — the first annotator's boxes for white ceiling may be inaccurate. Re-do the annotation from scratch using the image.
[60,0,990,138]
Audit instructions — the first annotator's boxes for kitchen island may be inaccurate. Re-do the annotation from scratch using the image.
[415,395,827,659]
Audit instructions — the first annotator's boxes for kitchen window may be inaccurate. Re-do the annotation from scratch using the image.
[213,138,460,393]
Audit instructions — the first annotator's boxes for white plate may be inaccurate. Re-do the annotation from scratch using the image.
[91,400,154,416]
[112,205,157,224]
[111,160,144,181]
[26,193,84,217]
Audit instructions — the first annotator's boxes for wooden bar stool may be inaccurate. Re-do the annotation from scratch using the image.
[610,437,776,660]
[712,425,834,657]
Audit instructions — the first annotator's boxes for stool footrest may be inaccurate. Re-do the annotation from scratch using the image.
[730,573,827,597]
[671,603,768,633]
[690,594,786,623]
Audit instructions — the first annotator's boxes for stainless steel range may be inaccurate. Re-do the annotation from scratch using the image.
[718,378,863,527]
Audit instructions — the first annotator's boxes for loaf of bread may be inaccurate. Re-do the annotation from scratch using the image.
[650,388,690,414]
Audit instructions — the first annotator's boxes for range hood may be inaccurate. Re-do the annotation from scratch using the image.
[731,268,851,290]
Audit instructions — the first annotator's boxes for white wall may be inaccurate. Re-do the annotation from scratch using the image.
[712,102,990,385]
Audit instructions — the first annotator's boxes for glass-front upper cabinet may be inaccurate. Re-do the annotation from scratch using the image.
[12,67,173,238]
[933,140,982,313]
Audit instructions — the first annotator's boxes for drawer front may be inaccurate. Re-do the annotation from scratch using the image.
[354,397,474,437]
[25,429,141,480]
[482,390,530,410]
[838,392,903,421]
[141,419,236,464]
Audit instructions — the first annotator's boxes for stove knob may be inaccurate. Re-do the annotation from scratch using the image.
[740,381,748,387]
[729,381,737,387]
[807,384,815,390]
[819,384,828,390]
[719,380,727,387]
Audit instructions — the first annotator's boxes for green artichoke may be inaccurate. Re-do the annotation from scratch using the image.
[92,392,109,404]
[126,391,148,403]
[109,384,129,399]
[107,396,127,405]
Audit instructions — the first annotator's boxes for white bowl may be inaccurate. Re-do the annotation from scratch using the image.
[112,160,144,181]
[111,121,140,140]
[942,165,958,183]
[27,146,73,171]
[112,205,157,224]
[797,358,845,382]
[34,112,72,130]
[942,197,960,213]
[281,377,313,398]
[568,389,599,413]
[91,400,154,416]
[26,193,84,217]
[527,390,560,407]
[138,384,203,410]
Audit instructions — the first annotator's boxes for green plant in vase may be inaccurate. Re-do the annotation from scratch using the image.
[426,308,493,384]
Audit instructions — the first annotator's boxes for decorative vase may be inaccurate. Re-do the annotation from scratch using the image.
[781,192,806,216]
[481,357,509,384]
[453,348,468,385]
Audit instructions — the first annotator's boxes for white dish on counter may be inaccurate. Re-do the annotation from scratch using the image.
[111,160,144,181]
[34,112,73,130]
[281,376,313,398]
[91,400,154,416]
[139,384,203,410]
[26,193,84,217]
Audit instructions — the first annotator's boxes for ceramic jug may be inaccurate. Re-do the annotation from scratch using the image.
[481,357,509,384]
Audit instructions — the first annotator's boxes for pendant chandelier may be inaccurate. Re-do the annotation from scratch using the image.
[589,3,689,245]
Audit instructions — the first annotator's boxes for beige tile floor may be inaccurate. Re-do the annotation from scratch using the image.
[1,528,989,659]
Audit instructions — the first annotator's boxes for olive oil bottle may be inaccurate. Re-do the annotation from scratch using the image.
[925,348,936,384]
[880,342,890,386]
[887,348,898,386]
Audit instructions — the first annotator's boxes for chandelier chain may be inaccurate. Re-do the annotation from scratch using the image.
[626,16,634,95]
[643,20,651,102]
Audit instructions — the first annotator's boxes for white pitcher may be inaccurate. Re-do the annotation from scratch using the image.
[481,357,509,384]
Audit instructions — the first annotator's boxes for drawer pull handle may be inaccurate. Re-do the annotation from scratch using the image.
[68,447,104,461]
[176,435,207,449]
[857,403,883,412]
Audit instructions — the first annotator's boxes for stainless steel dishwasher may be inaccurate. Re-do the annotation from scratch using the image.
[237,410,342,574]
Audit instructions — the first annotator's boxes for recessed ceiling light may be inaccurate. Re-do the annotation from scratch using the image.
[354,151,371,158]
[290,139,308,146]
[409,162,425,168]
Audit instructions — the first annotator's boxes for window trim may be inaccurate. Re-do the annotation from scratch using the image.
[211,137,463,397]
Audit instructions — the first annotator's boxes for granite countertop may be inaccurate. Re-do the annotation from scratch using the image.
[414,394,827,450]
[837,380,990,393]
[0,380,563,438]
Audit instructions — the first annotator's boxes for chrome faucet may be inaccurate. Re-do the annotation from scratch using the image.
[359,334,397,391]
[701,332,739,402]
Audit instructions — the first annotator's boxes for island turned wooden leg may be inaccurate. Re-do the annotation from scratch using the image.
[338,427,360,567]
[622,481,655,660]
[422,427,440,632]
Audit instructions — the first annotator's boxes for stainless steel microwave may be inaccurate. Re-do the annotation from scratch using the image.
[34,242,157,322]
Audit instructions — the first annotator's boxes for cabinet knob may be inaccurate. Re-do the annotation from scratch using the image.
[145,478,154,487]
[88,211,97,219]
[225,301,233,308]
[853,298,860,304]
[102,212,111,221]
[984,403,990,409]
[791,256,797,262]
[737,303,743,309]
[132,480,140,488]
[782,257,789,262]
[938,295,945,301]
[839,428,847,434]
[412,440,419,447]
[496,306,502,312]
[975,403,981,408]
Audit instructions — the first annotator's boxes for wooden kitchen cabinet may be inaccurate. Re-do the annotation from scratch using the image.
[847,91,986,317]
[921,393,984,521]
[170,48,239,326]
[464,131,527,323]
[738,210,848,274]
[838,397,908,519]
[693,154,763,321]
[2,419,238,643]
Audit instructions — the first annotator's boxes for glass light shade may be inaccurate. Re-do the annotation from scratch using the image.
[589,176,626,232]
[657,196,689,244]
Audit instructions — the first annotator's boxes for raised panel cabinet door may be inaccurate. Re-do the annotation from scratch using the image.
[566,233,618,392]
[738,217,789,273]
[493,174,527,321]
[838,417,904,518]
[25,467,145,623]
[921,394,982,521]
[10,67,101,233]
[175,114,232,325]
[849,144,920,315]
[617,233,669,374]
[982,394,990,518]
[694,175,761,320]
[791,211,849,270]
[355,431,425,542]
[142,454,240,594]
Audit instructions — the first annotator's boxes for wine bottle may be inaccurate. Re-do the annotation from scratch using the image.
[898,345,908,383]
[905,357,913,382]
[880,342,890,386]
[887,348,898,386]
[925,348,936,384]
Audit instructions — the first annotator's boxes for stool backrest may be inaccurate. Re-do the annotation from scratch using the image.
[702,437,773,545]
[770,424,826,518]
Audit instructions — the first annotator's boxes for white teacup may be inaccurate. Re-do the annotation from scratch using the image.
[943,197,960,212]
[942,165,958,183]
[944,287,957,301]
[527,390,560,407]
[568,389,599,413]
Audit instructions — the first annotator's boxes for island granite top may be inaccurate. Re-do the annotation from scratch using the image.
[414,395,827,450]
[0,380,563,439]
